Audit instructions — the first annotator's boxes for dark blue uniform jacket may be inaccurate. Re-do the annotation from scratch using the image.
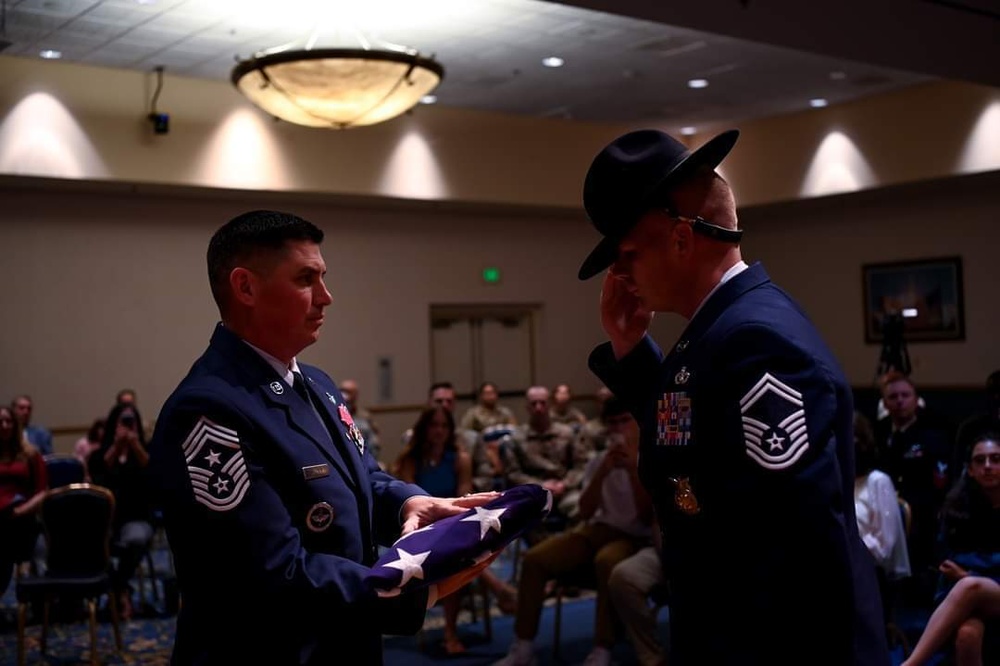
[149,324,428,665]
[590,263,890,666]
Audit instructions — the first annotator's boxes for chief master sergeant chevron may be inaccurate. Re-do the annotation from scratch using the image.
[579,130,890,666]
[148,210,496,665]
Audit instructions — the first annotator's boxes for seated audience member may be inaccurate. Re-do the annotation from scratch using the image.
[74,417,106,471]
[0,404,48,595]
[402,382,477,452]
[472,424,516,493]
[875,371,955,597]
[503,386,590,529]
[902,433,1000,666]
[608,519,668,666]
[954,370,1000,474]
[495,398,653,666]
[549,383,587,430]
[340,379,382,462]
[580,386,614,451]
[11,394,53,456]
[854,412,911,624]
[88,402,155,619]
[393,407,515,652]
[460,381,517,433]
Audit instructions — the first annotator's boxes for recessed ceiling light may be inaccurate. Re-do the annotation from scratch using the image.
[680,126,697,136]
[542,56,564,68]
[829,71,847,80]
[420,95,437,105]
[39,49,62,59]
[135,0,158,5]
[687,78,708,89]
[810,98,829,108]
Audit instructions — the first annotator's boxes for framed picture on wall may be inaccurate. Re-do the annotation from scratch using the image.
[862,256,965,343]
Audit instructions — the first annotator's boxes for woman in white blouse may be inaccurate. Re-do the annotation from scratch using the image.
[854,411,912,623]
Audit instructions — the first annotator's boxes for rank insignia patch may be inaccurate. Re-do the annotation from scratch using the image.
[740,373,809,470]
[657,391,692,446]
[182,416,250,512]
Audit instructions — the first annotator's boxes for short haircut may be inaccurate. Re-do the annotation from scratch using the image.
[601,396,629,421]
[429,381,454,396]
[207,210,324,313]
[879,370,914,392]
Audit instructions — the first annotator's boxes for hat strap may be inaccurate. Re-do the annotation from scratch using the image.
[691,217,743,244]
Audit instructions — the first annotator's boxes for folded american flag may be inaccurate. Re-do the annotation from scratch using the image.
[366,484,552,596]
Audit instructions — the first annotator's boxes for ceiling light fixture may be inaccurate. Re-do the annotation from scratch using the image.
[687,78,708,89]
[420,94,437,104]
[810,98,829,108]
[680,126,697,136]
[39,49,62,59]
[231,19,443,130]
[542,56,565,68]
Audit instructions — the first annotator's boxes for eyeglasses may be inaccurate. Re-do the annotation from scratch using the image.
[662,208,744,244]
[971,453,1000,466]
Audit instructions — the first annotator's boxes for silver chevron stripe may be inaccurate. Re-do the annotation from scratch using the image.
[182,416,250,512]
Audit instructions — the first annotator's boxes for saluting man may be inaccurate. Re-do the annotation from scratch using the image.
[578,130,891,665]
[149,210,494,665]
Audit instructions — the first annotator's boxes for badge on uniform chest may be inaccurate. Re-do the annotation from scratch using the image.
[657,391,692,447]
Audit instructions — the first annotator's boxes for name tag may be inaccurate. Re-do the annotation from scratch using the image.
[302,464,330,481]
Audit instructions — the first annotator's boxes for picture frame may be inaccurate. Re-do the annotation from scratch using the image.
[862,256,965,343]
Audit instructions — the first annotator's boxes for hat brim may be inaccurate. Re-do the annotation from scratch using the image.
[577,129,740,281]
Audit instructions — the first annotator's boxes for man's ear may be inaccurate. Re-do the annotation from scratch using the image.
[230,267,256,306]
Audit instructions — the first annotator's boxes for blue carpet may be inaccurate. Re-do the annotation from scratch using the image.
[1,537,931,666]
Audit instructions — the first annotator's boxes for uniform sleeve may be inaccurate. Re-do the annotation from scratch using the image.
[148,393,427,632]
[588,335,664,425]
[717,323,861,658]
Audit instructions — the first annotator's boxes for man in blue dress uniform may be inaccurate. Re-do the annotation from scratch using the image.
[149,210,493,665]
[578,130,890,665]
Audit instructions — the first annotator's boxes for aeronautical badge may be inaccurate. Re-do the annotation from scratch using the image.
[740,373,809,470]
[182,416,250,511]
[657,391,692,446]
[306,502,335,532]
[338,404,365,454]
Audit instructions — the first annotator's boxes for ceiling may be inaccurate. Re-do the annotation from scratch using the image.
[1,0,996,132]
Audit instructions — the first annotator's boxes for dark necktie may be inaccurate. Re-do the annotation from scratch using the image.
[292,371,335,445]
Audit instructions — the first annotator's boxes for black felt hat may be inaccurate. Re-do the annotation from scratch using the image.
[578,129,740,280]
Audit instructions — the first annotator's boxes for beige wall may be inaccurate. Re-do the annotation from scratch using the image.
[2,56,999,209]
[2,170,998,461]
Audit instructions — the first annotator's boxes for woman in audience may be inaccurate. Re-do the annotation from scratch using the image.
[0,404,48,595]
[73,417,105,472]
[88,402,154,619]
[902,433,1000,666]
[393,406,516,653]
[854,411,911,624]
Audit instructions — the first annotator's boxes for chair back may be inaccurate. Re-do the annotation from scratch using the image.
[40,483,115,578]
[43,454,86,488]
[898,496,913,537]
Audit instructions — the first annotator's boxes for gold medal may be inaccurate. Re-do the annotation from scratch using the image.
[670,477,701,515]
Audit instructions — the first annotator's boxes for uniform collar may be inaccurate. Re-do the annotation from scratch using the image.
[671,262,770,352]
[243,339,300,385]
[689,260,748,321]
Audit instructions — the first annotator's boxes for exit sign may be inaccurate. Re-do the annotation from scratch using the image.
[482,267,501,284]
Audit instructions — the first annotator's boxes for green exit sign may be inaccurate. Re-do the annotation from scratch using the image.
[482,267,501,284]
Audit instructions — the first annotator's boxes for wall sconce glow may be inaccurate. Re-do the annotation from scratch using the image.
[902,308,918,318]
[687,79,709,89]
[194,108,294,190]
[0,92,108,178]
[800,130,876,197]
[680,126,696,136]
[810,98,829,108]
[542,56,564,68]
[39,50,62,59]
[378,128,447,200]
[420,95,437,105]
[957,99,1000,174]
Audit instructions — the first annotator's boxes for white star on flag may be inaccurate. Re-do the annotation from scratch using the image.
[461,506,507,540]
[384,548,431,587]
